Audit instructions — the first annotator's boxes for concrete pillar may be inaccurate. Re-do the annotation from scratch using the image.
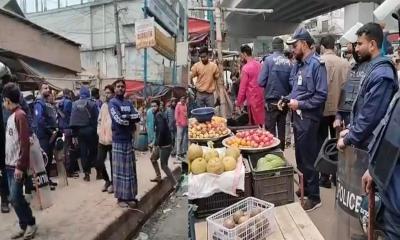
[344,2,397,32]
[344,2,377,32]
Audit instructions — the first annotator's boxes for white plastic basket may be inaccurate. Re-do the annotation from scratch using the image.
[206,197,276,240]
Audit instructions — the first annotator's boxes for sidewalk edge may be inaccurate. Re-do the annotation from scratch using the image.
[93,167,182,240]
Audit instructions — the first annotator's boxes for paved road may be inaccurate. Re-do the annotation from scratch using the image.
[135,176,188,240]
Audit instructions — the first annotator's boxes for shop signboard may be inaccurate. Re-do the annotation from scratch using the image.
[135,18,156,49]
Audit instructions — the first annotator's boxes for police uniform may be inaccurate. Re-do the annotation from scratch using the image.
[287,28,328,205]
[343,55,399,239]
[258,48,293,150]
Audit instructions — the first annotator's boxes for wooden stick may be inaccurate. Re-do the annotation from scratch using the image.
[368,182,375,240]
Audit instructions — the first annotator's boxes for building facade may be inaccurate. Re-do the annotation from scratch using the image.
[18,0,175,85]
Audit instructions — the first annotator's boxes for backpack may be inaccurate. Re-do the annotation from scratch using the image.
[44,103,58,129]
[69,99,92,127]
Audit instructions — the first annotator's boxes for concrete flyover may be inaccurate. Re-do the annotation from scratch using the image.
[221,0,383,38]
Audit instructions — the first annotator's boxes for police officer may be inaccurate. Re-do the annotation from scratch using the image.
[33,83,58,189]
[258,37,293,150]
[337,23,399,239]
[285,27,328,212]
[334,43,369,128]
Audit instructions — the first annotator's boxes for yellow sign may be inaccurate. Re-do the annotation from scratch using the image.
[135,18,156,49]
[153,27,176,60]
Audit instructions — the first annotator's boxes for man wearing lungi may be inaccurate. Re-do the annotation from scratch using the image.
[109,80,140,208]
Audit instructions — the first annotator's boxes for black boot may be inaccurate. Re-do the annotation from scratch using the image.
[83,173,90,182]
[1,202,10,213]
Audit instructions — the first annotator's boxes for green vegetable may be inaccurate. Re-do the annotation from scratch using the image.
[256,154,285,171]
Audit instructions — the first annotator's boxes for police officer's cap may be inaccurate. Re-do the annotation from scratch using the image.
[286,27,314,45]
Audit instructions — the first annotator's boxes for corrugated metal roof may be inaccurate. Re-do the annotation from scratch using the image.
[0,7,81,47]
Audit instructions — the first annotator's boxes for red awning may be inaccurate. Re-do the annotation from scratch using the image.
[388,33,399,42]
[125,80,144,93]
[188,17,210,46]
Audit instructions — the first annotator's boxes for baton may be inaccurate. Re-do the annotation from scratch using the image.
[368,182,375,240]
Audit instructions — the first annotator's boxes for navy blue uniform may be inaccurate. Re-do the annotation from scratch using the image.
[290,52,328,201]
[258,52,293,150]
[33,96,58,177]
[344,57,398,149]
[344,56,399,239]
[70,87,99,175]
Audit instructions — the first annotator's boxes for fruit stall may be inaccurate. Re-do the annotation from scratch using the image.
[187,107,324,240]
[188,107,295,221]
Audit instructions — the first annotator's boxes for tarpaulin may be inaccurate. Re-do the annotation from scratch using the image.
[189,17,210,46]
[124,80,186,100]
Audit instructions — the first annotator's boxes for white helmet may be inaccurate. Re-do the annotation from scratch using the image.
[0,61,11,80]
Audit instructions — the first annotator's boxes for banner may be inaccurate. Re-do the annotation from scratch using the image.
[135,18,156,49]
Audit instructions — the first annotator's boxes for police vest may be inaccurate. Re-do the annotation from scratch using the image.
[350,58,397,127]
[337,62,368,113]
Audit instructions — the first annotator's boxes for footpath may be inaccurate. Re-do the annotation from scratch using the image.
[0,151,181,240]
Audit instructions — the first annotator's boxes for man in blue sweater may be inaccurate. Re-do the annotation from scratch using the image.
[109,80,140,208]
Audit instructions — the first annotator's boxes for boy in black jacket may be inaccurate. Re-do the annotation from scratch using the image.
[151,100,177,187]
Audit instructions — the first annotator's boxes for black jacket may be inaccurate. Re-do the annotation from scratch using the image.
[0,97,4,170]
[154,111,172,147]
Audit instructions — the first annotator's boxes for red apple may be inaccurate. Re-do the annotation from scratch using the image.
[253,136,259,142]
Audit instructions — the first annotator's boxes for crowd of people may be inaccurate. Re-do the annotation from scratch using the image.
[190,22,399,238]
[0,62,188,238]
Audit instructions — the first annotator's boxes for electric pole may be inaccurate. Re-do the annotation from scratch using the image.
[114,0,123,77]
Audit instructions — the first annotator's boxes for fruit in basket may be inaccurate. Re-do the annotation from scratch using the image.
[188,144,203,162]
[227,129,276,148]
[232,210,244,224]
[223,217,236,229]
[189,117,229,139]
[249,208,262,217]
[222,156,237,171]
[237,214,250,225]
[207,157,224,174]
[212,116,227,124]
[204,149,220,161]
[225,147,240,160]
[256,154,285,171]
[191,158,207,174]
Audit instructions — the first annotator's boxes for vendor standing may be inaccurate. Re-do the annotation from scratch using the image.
[336,23,399,239]
[236,45,265,126]
[190,46,219,107]
[286,27,328,212]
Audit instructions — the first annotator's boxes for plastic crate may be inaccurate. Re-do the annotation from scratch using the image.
[206,197,276,240]
[248,150,295,206]
[190,158,253,218]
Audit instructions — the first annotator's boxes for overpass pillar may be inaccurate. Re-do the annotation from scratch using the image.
[344,2,377,32]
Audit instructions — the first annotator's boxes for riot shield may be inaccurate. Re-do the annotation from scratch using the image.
[30,135,53,210]
[336,146,368,240]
